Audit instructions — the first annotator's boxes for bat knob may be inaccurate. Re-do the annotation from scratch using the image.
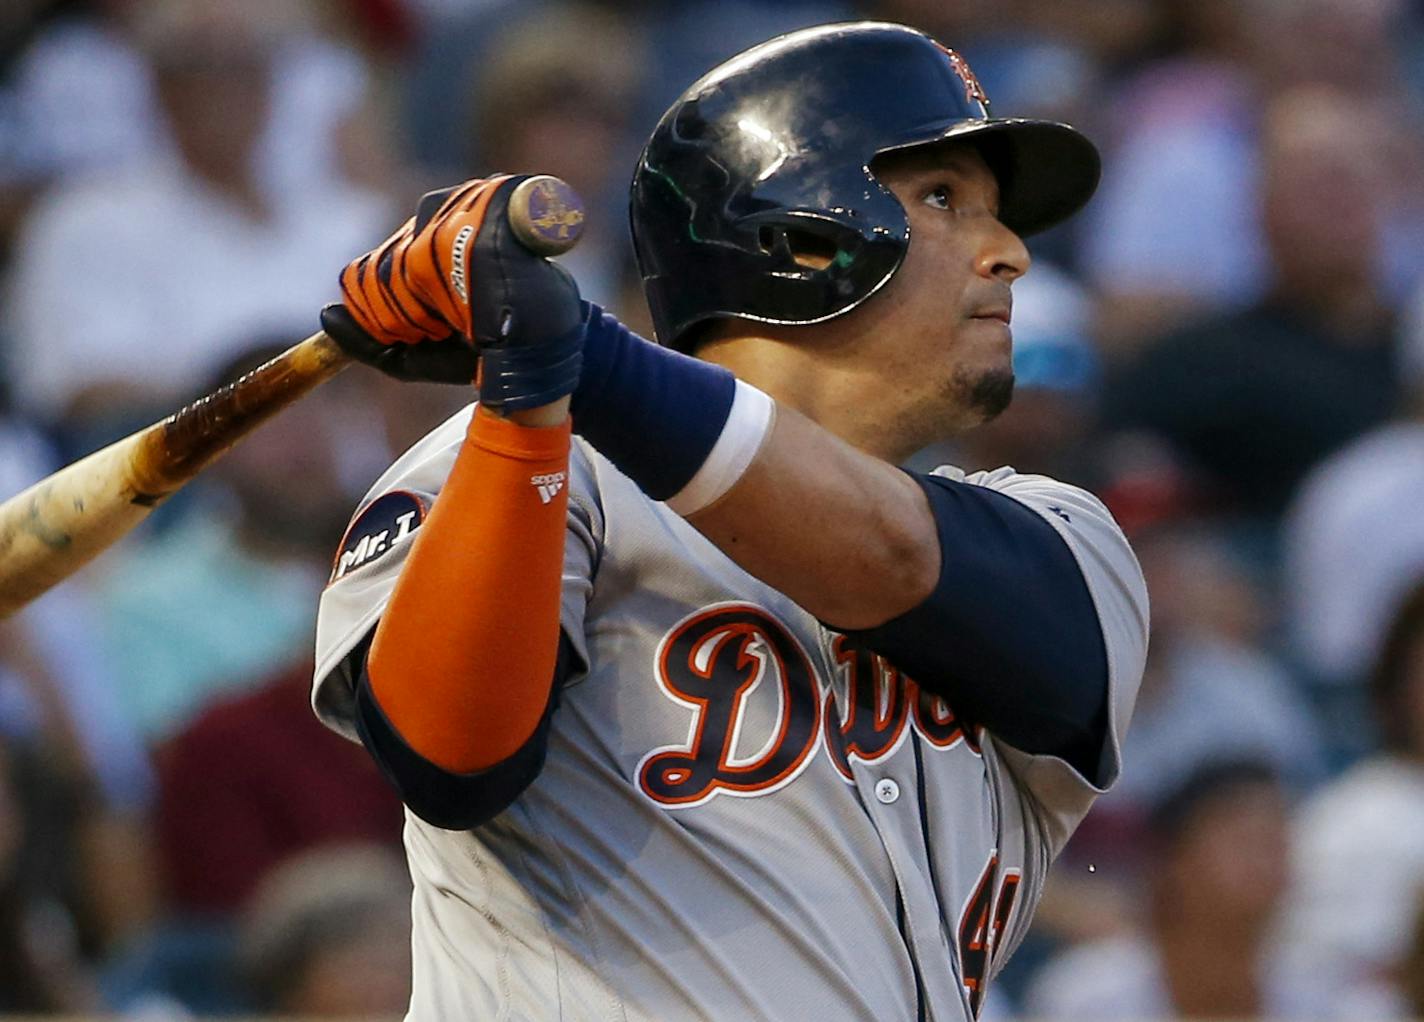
[507,175,585,257]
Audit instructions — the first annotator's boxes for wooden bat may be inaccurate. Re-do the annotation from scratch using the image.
[0,175,584,618]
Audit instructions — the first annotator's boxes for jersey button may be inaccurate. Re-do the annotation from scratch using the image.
[874,778,900,804]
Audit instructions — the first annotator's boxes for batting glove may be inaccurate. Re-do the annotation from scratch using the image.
[322,175,585,410]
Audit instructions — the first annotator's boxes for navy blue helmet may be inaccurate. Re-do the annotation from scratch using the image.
[630,22,1101,350]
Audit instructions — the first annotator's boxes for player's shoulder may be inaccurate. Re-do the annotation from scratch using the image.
[359,403,475,500]
[929,462,1149,660]
[324,407,470,584]
[926,463,1120,532]
[328,405,605,586]
[927,461,1093,497]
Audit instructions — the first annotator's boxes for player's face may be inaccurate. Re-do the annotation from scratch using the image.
[864,143,1031,440]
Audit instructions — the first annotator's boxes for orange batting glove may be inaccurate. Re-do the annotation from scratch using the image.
[339,175,510,344]
[322,173,583,400]
[321,177,515,383]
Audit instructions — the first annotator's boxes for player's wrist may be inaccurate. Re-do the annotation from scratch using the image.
[499,397,572,429]
[475,321,583,413]
[466,404,572,473]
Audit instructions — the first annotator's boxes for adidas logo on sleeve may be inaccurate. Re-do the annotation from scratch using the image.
[531,471,566,504]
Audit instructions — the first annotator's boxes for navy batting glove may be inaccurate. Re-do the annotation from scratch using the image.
[466,178,584,412]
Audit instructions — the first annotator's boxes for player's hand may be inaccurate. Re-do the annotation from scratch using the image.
[320,302,479,384]
[335,176,507,343]
[322,175,585,409]
[320,178,503,385]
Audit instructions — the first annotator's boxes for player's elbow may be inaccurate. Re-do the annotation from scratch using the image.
[817,497,941,631]
[354,660,562,831]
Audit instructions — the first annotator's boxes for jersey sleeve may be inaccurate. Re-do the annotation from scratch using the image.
[311,406,604,744]
[947,465,1149,854]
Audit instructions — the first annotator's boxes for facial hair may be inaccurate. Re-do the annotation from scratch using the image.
[957,363,1015,422]
[887,364,1016,458]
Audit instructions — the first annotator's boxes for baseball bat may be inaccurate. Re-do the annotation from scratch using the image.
[0,175,584,618]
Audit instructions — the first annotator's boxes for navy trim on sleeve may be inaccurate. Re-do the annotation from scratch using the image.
[843,473,1108,777]
[352,633,575,830]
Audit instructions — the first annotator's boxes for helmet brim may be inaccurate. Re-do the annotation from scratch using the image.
[876,117,1101,238]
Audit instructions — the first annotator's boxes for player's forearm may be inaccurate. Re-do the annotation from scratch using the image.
[330,175,586,778]
[366,404,571,772]
[686,405,940,629]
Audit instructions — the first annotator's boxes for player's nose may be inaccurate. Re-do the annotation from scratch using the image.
[974,218,1030,284]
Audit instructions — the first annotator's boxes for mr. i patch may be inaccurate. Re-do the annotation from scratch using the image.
[329,490,430,584]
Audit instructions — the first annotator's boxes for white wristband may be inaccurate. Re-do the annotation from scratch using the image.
[666,381,776,516]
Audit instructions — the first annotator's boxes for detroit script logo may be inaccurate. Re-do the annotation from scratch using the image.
[636,603,979,807]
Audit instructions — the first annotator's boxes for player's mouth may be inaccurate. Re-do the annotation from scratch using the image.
[969,305,1011,325]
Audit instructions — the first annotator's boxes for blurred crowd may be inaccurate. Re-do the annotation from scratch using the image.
[1,0,1423,1017]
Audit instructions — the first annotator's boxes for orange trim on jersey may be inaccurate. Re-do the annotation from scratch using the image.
[911,683,974,752]
[366,406,572,773]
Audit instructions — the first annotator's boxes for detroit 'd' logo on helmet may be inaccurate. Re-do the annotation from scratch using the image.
[936,43,990,110]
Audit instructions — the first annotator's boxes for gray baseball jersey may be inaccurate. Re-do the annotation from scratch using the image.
[313,404,1148,1021]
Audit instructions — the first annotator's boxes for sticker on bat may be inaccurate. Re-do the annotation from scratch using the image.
[329,490,429,584]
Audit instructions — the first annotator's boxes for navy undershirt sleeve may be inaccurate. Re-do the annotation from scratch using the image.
[352,633,576,830]
[569,304,738,499]
[842,473,1109,778]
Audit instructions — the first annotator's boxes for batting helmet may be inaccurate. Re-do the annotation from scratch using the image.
[630,22,1101,351]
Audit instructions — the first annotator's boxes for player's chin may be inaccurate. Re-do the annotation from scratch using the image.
[954,331,1016,418]
[954,363,1015,425]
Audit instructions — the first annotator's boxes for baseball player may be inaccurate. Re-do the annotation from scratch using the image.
[312,22,1148,1021]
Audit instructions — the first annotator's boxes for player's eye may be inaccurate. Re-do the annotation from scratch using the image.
[924,185,953,210]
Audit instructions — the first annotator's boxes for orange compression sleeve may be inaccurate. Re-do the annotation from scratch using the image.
[366,406,572,773]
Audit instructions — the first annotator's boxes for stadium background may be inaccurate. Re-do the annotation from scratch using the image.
[1,0,1422,1017]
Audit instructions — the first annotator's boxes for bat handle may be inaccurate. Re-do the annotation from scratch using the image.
[129,331,351,500]
[506,176,585,257]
